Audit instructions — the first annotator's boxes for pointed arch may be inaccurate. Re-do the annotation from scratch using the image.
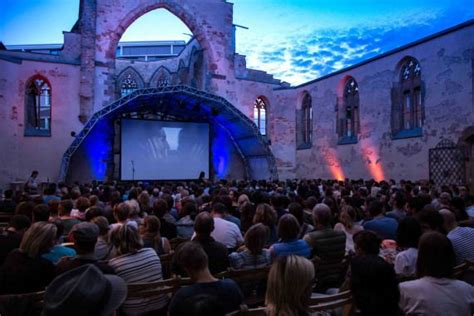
[150,66,172,88]
[336,76,359,144]
[24,74,52,136]
[391,56,424,138]
[116,67,145,98]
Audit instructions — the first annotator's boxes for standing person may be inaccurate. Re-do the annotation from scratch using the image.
[108,224,167,315]
[169,241,243,316]
[25,170,39,194]
[265,255,315,316]
[399,232,474,316]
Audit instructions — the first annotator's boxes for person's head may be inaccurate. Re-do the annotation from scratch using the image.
[418,208,445,233]
[439,192,451,206]
[312,203,332,229]
[396,217,422,249]
[367,200,384,217]
[244,223,268,256]
[175,241,209,278]
[391,191,406,209]
[85,206,103,222]
[32,204,50,222]
[181,199,198,219]
[114,202,130,222]
[152,198,168,217]
[237,194,250,206]
[76,197,90,213]
[3,189,13,199]
[350,255,400,316]
[31,170,39,178]
[417,231,456,278]
[339,205,357,229]
[142,215,161,234]
[15,201,35,220]
[8,214,31,232]
[288,202,304,225]
[71,222,99,253]
[20,222,57,258]
[439,208,457,232]
[210,202,226,217]
[353,230,381,256]
[277,214,300,241]
[194,212,214,236]
[91,216,109,237]
[253,203,277,227]
[110,224,143,255]
[266,255,315,316]
[59,199,74,217]
[42,265,127,316]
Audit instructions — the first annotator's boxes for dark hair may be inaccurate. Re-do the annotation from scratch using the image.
[59,199,74,216]
[212,202,227,215]
[393,191,406,209]
[194,212,214,236]
[350,255,400,316]
[9,215,31,231]
[76,197,90,213]
[396,217,422,248]
[114,202,130,222]
[418,209,445,233]
[3,189,13,199]
[245,224,268,256]
[110,224,143,255]
[33,204,50,222]
[85,206,104,222]
[367,200,384,217]
[153,199,168,217]
[175,241,208,272]
[288,202,304,225]
[353,230,381,256]
[15,201,35,220]
[277,214,300,241]
[417,232,456,278]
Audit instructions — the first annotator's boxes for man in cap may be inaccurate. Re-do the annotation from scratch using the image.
[56,222,115,275]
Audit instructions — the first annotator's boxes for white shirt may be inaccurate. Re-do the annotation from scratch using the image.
[211,217,243,249]
[394,247,418,276]
[400,277,474,316]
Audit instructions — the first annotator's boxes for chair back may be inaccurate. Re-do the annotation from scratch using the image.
[309,290,353,316]
[227,266,270,307]
[227,304,266,316]
[312,255,350,292]
[159,252,174,279]
[0,290,45,315]
[127,277,180,299]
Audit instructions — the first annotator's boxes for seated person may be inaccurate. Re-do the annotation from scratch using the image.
[351,255,401,316]
[0,189,16,214]
[266,255,315,316]
[270,214,311,259]
[58,199,81,235]
[0,215,31,265]
[394,217,422,277]
[140,215,171,255]
[399,232,474,316]
[91,216,112,260]
[0,222,56,294]
[229,223,272,270]
[42,265,126,316]
[169,241,243,316]
[42,220,76,264]
[56,222,114,275]
[363,200,398,240]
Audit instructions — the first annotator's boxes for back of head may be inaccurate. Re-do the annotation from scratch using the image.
[396,217,422,248]
[417,231,456,278]
[71,222,99,253]
[20,221,57,258]
[33,204,50,222]
[277,214,300,241]
[76,197,91,213]
[143,215,161,234]
[353,230,381,256]
[312,203,331,228]
[211,202,227,215]
[266,255,315,316]
[91,216,109,236]
[114,202,131,222]
[85,206,103,222]
[194,212,214,236]
[59,199,74,216]
[245,223,268,255]
[367,200,384,217]
[153,198,168,217]
[254,203,277,227]
[175,241,208,275]
[110,224,143,255]
[9,214,31,232]
[288,202,304,225]
[350,255,400,316]
[15,201,35,220]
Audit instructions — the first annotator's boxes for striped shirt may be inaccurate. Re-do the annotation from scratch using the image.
[447,226,474,264]
[108,248,167,314]
[228,249,271,270]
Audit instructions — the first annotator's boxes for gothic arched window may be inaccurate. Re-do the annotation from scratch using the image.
[25,76,51,136]
[391,57,423,138]
[302,93,313,144]
[120,73,138,97]
[337,77,360,144]
[254,97,267,136]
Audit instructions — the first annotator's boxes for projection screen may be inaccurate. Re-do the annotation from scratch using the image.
[120,119,209,180]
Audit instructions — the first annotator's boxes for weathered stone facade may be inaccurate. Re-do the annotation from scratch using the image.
[0,0,473,189]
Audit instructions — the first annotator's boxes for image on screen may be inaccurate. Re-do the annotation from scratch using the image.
[120,119,209,180]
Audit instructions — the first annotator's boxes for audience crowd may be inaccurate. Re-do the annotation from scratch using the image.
[0,177,473,315]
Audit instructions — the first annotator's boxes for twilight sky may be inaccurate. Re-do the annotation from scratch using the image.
[1,0,473,85]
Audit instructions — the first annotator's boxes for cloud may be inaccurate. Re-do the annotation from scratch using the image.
[237,8,465,85]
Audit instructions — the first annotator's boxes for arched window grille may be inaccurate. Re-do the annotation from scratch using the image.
[254,97,267,136]
[25,76,51,136]
[120,73,138,97]
[337,77,360,143]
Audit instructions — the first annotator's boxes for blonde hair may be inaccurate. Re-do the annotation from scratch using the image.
[20,222,57,258]
[110,224,143,255]
[266,255,315,316]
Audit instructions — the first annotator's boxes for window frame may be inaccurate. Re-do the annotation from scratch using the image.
[337,77,359,145]
[254,97,267,136]
[24,75,52,137]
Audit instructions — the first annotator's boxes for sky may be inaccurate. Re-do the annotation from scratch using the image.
[1,0,473,86]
